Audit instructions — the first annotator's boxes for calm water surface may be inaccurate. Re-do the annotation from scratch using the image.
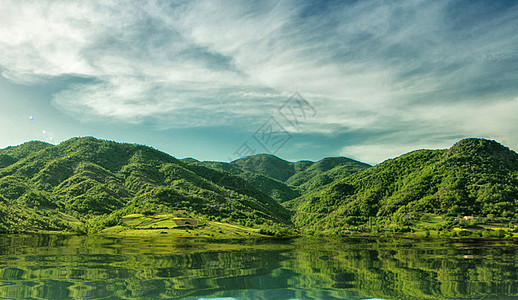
[0,235,517,299]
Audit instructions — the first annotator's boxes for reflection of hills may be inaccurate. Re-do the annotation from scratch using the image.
[0,236,291,299]
[287,238,518,299]
[1,235,518,299]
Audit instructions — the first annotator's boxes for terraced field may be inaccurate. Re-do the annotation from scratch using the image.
[100,213,267,238]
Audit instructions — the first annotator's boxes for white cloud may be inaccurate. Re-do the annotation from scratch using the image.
[415,97,518,143]
[1,0,518,158]
[339,96,518,164]
[340,141,451,166]
[0,1,99,81]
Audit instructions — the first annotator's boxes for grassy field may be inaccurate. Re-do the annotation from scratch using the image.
[99,213,268,238]
[408,214,518,238]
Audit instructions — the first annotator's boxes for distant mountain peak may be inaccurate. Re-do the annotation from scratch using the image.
[450,138,503,150]
[232,153,290,163]
[1,140,52,151]
[446,138,518,164]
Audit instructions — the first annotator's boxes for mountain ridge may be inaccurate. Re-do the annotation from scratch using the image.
[0,137,292,233]
[291,138,518,235]
[1,137,517,237]
[187,153,370,203]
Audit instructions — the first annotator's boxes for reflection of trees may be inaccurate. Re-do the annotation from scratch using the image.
[0,235,290,299]
[287,238,518,299]
[1,236,518,299]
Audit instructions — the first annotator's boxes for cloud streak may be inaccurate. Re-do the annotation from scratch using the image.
[1,0,518,163]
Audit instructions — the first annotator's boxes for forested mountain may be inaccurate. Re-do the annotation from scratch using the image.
[190,154,370,202]
[0,141,53,168]
[231,154,370,186]
[291,138,518,234]
[183,160,301,203]
[0,137,291,233]
[286,157,371,194]
[2,137,517,237]
[231,154,295,181]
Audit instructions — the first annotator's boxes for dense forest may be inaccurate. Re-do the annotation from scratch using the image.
[290,138,518,236]
[0,137,517,237]
[186,154,370,202]
[0,137,291,234]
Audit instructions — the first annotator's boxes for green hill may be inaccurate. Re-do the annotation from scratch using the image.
[0,137,291,233]
[291,138,518,234]
[0,141,53,168]
[186,160,301,203]
[3,136,516,237]
[185,155,370,203]
[231,154,296,182]
[287,157,371,194]
[228,154,370,199]
[286,157,368,186]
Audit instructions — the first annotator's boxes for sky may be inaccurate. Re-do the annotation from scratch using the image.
[1,0,518,165]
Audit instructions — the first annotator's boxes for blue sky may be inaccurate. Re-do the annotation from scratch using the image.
[1,0,518,165]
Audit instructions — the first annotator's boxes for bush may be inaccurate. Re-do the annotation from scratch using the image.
[457,230,471,236]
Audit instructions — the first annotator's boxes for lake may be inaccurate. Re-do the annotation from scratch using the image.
[0,235,517,299]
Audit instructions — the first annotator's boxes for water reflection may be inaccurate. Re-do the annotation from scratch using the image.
[0,235,517,299]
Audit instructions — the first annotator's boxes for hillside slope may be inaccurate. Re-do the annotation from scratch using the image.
[228,154,370,199]
[0,137,291,233]
[292,138,518,233]
[288,157,371,194]
[185,160,301,203]
[231,154,296,182]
